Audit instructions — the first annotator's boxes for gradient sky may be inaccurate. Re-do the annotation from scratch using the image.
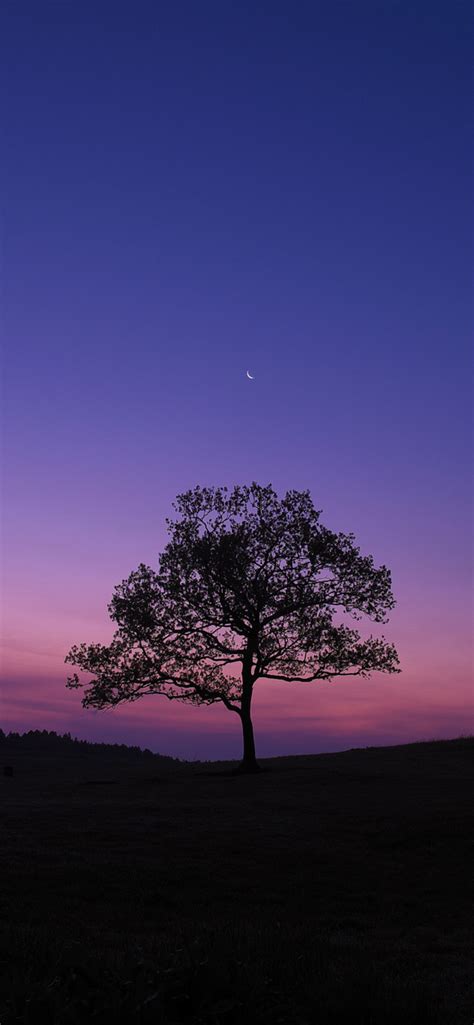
[1,1,472,759]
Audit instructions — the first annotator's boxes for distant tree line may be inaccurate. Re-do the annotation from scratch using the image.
[0,729,182,762]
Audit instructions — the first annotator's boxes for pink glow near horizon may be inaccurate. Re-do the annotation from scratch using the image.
[2,552,472,758]
[2,474,473,759]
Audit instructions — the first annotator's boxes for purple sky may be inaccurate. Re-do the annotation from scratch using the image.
[2,2,472,759]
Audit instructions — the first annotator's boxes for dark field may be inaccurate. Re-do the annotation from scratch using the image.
[1,735,472,1024]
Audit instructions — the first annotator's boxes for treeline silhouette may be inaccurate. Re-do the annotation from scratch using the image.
[0,729,183,764]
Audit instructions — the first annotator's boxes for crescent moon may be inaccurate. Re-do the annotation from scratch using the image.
[246,370,254,380]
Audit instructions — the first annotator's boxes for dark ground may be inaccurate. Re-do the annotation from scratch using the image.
[0,734,472,1024]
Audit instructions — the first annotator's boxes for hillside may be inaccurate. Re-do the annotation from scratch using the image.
[0,734,472,1024]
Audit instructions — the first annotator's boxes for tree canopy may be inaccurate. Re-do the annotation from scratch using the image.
[66,483,400,772]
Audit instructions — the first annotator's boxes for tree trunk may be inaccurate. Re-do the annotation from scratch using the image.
[236,646,262,775]
[237,701,262,774]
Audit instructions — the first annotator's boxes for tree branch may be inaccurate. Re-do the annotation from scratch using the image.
[258,670,364,682]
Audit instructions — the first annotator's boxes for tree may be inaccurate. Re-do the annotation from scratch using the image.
[66,483,400,774]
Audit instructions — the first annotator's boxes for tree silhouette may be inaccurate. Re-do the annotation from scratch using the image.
[66,484,400,773]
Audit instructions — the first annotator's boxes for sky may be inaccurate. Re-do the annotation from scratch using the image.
[1,1,472,760]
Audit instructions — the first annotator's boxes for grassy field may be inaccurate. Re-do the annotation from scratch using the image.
[0,735,472,1023]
